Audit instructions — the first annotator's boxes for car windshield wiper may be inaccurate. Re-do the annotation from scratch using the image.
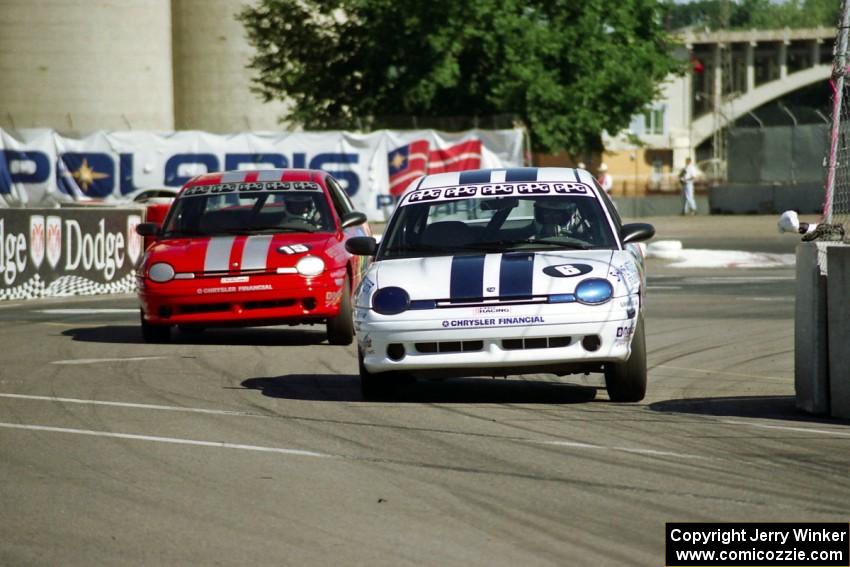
[458,238,593,250]
[253,226,319,233]
[383,240,593,256]
[383,243,446,254]
[216,226,318,235]
[162,229,207,238]
[382,243,494,257]
[512,238,592,249]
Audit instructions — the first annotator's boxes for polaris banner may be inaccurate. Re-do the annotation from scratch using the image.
[0,208,144,301]
[0,128,525,221]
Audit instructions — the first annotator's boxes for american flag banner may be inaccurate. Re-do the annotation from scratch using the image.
[387,138,484,196]
[388,139,429,196]
[427,139,482,175]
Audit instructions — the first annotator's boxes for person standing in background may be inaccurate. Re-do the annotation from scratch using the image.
[679,157,698,215]
[597,163,613,195]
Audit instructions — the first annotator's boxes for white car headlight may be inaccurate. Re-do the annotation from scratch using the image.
[148,262,175,283]
[296,255,325,276]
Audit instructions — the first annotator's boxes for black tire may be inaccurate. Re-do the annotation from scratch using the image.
[178,325,205,336]
[140,309,171,343]
[326,277,354,346]
[359,349,395,400]
[604,316,647,402]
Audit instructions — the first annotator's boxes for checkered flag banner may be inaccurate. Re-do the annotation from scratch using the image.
[0,272,137,302]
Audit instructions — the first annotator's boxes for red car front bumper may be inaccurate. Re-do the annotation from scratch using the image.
[138,271,345,327]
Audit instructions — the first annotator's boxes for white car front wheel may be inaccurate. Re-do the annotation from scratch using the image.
[359,348,396,400]
[603,316,647,402]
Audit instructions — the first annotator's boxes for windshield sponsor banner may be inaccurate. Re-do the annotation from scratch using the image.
[0,208,143,301]
[402,182,593,205]
[0,128,524,221]
[182,181,321,197]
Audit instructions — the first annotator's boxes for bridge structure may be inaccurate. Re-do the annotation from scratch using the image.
[685,27,834,148]
[605,27,836,186]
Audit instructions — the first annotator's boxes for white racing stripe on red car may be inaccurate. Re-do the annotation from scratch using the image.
[219,170,251,183]
[257,169,286,182]
[241,235,274,271]
[204,235,274,274]
[205,236,236,272]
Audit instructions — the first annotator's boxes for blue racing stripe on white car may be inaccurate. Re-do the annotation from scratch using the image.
[499,252,535,297]
[458,170,492,184]
[504,168,539,182]
[450,255,486,300]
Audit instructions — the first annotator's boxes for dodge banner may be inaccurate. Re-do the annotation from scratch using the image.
[0,128,526,221]
[0,208,144,301]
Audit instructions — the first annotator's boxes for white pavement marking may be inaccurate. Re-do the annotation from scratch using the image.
[0,393,259,417]
[52,357,166,365]
[722,420,850,438]
[0,422,330,458]
[532,439,709,460]
[35,309,138,314]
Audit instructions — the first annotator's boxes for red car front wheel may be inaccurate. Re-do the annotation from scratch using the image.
[325,277,354,345]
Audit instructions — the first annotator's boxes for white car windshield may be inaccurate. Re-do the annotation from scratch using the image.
[379,194,617,259]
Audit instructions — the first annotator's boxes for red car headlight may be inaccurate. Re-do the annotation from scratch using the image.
[149,262,175,283]
[296,255,325,276]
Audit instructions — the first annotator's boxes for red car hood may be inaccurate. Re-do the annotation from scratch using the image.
[146,232,341,274]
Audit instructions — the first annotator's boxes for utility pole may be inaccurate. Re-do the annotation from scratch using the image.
[712,0,733,184]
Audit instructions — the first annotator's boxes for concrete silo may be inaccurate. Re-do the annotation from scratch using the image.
[171,0,290,132]
[0,0,174,134]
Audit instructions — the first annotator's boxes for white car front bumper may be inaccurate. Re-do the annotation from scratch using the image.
[355,300,638,375]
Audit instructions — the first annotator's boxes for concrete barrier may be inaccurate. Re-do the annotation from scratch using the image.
[795,242,830,414]
[827,245,850,418]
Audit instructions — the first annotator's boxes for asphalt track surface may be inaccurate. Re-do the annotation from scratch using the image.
[1,216,847,566]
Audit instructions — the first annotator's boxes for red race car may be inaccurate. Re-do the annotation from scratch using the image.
[135,169,371,344]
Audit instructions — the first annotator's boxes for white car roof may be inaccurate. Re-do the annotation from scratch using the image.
[414,167,597,190]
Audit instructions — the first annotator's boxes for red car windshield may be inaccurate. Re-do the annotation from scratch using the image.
[162,190,334,237]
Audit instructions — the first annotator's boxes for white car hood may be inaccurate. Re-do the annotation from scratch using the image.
[371,250,632,300]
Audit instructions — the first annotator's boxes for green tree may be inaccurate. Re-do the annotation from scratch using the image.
[239,0,683,155]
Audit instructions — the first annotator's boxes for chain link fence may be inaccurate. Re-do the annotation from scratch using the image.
[825,0,850,229]
[728,124,828,185]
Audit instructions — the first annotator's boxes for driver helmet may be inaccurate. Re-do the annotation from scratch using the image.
[285,194,315,217]
[534,198,577,226]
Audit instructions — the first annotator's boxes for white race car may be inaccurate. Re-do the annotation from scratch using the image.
[346,167,654,401]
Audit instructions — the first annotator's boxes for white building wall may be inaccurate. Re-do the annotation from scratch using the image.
[0,0,174,133]
[171,0,291,133]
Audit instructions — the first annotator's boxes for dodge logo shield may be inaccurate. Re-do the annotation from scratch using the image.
[127,214,142,264]
[46,215,62,269]
[30,215,45,269]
